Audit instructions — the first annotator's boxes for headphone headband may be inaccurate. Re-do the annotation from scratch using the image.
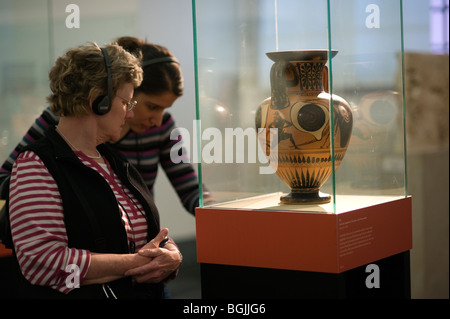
[92,47,113,115]
[141,56,179,67]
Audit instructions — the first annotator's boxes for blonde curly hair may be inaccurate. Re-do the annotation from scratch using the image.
[47,42,143,116]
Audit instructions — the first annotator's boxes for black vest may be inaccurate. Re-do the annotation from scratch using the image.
[10,125,164,299]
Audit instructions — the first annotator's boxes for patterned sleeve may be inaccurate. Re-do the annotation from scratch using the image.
[0,107,59,199]
[9,150,90,294]
[158,113,207,215]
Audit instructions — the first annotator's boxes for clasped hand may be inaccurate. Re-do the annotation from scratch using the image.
[124,228,182,284]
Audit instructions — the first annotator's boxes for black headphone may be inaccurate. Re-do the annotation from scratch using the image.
[92,47,113,115]
[141,56,179,67]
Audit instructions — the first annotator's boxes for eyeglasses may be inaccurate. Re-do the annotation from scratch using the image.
[116,95,137,111]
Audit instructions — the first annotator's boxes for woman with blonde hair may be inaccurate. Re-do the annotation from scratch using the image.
[7,42,182,298]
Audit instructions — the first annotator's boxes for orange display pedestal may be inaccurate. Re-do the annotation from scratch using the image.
[0,200,12,258]
[0,244,12,258]
[196,195,412,298]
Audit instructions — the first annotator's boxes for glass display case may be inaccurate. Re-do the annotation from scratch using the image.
[193,0,408,214]
[193,1,412,293]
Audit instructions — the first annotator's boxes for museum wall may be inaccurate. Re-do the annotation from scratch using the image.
[0,0,447,298]
[403,52,449,299]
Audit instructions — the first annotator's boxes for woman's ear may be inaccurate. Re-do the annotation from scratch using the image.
[88,89,101,109]
[88,95,95,109]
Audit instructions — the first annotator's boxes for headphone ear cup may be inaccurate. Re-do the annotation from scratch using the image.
[92,95,110,115]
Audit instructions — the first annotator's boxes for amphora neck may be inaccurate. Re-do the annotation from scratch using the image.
[270,59,328,109]
[290,60,327,94]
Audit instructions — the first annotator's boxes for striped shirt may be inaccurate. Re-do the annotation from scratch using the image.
[9,149,147,293]
[113,112,201,212]
[0,107,204,214]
